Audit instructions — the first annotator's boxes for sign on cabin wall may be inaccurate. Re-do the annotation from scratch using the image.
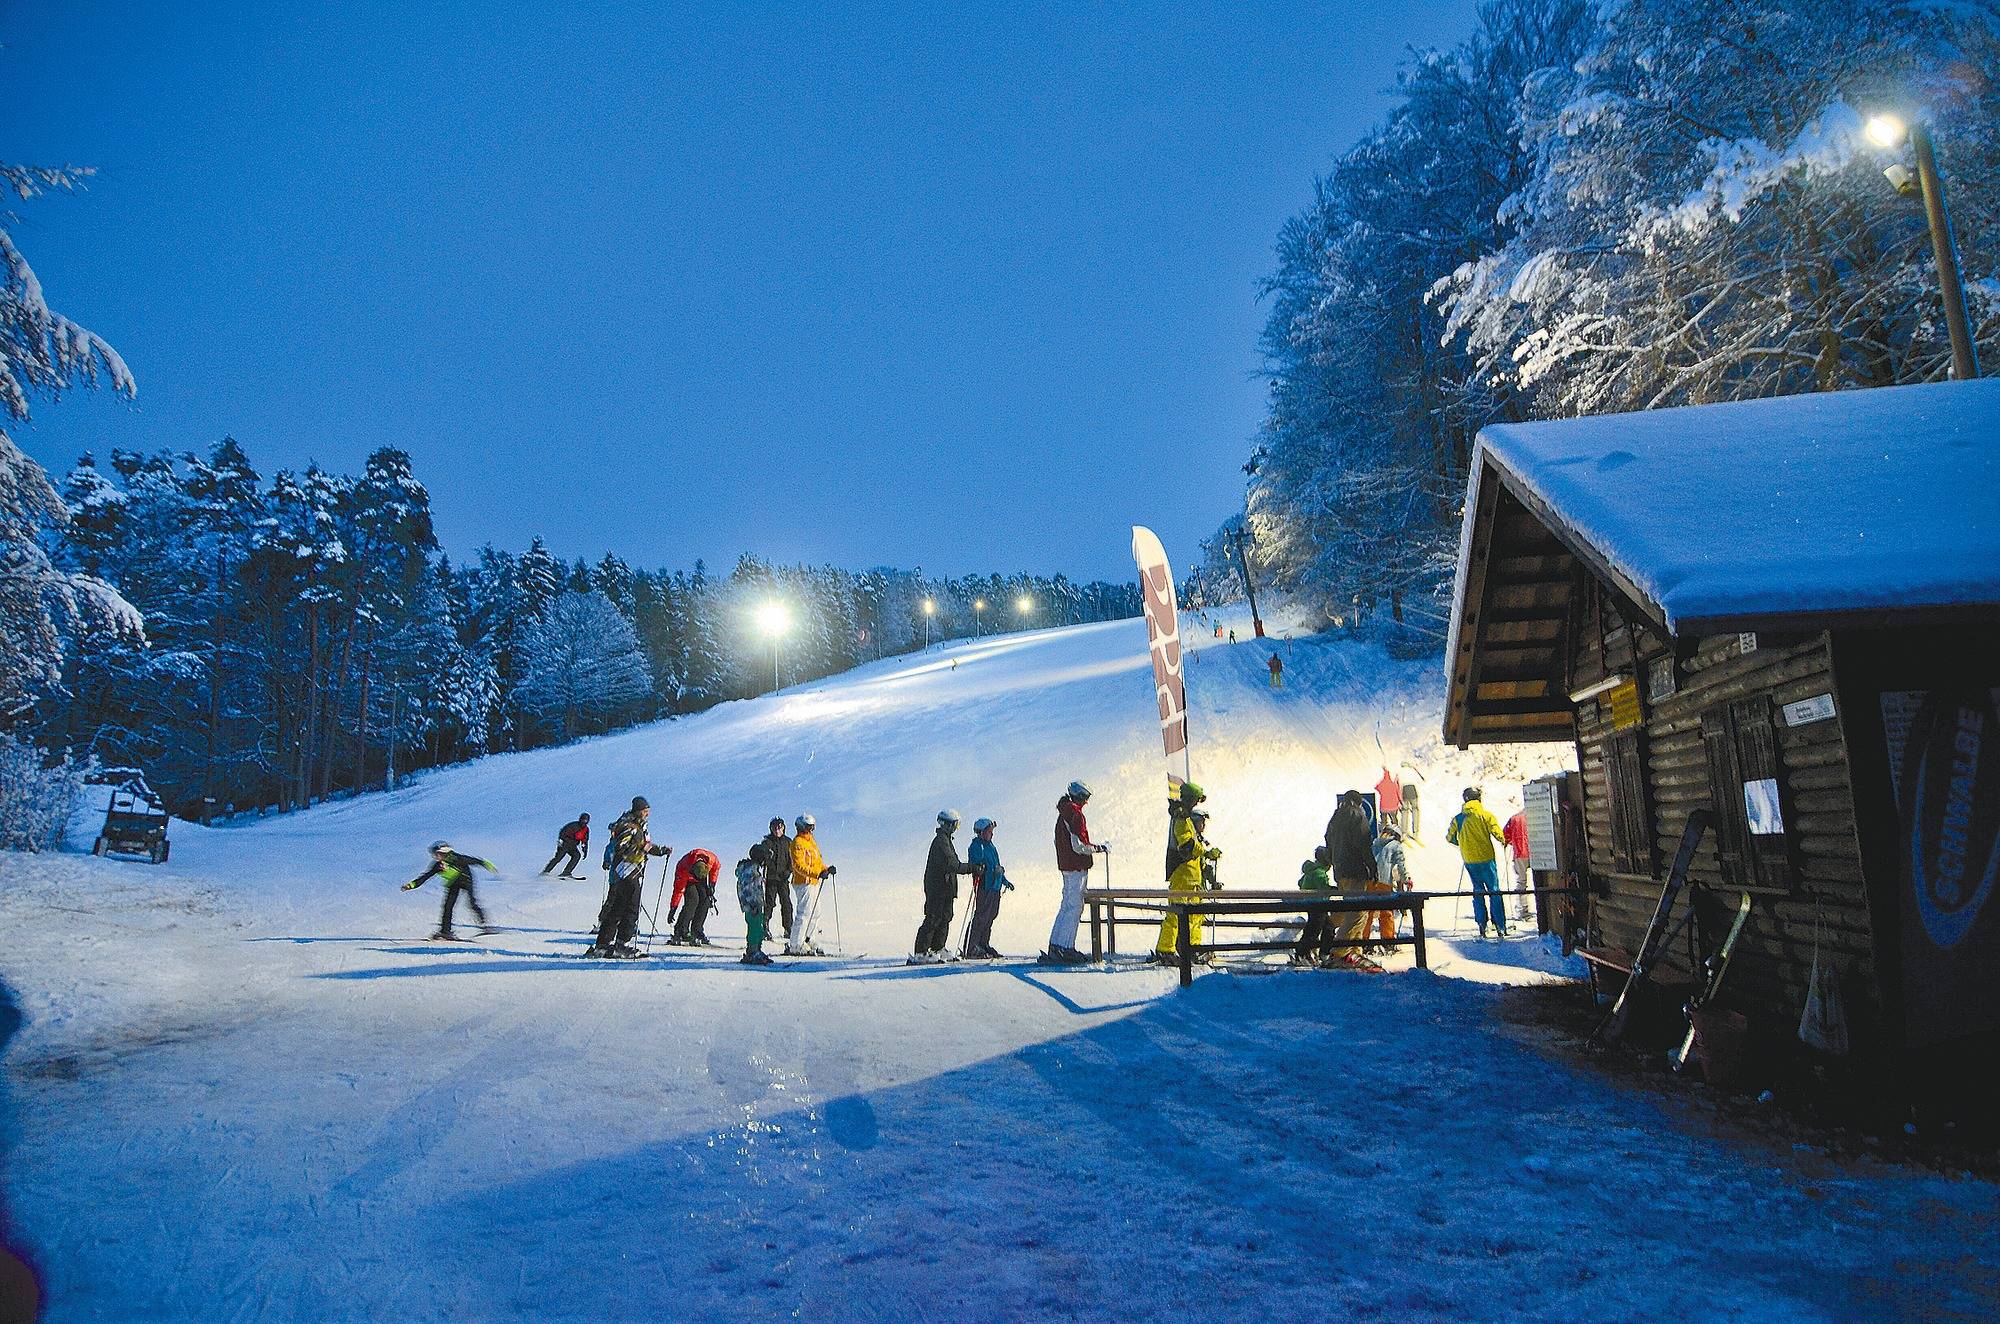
[1647,654,1677,703]
[1881,688,2000,1048]
[1603,679,1643,731]
[1523,779,1561,870]
[1784,694,1836,727]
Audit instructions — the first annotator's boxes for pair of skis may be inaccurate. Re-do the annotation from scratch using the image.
[1593,807,1754,1072]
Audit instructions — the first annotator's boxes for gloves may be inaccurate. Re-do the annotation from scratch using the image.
[1097,843,1111,854]
[1206,847,1222,860]
[401,880,421,891]
[667,906,679,923]
[1001,880,1015,892]
[822,865,837,879]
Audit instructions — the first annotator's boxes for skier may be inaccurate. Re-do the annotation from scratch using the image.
[669,849,721,946]
[1374,768,1402,837]
[1322,790,1377,964]
[1364,823,1413,953]
[736,850,773,965]
[1290,846,1335,967]
[540,812,590,879]
[1154,790,1220,963]
[588,797,671,958]
[1267,653,1283,689]
[1447,786,1507,939]
[786,815,836,955]
[963,817,1013,959]
[759,817,795,943]
[912,810,975,962]
[1044,781,1109,965]
[1503,807,1533,923]
[402,841,498,941]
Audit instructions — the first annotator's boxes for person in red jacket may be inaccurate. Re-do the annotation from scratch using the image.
[540,812,590,879]
[1503,808,1532,924]
[1043,781,1109,964]
[670,848,722,946]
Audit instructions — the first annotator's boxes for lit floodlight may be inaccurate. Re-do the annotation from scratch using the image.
[1866,114,1906,149]
[1015,595,1033,614]
[922,599,936,615]
[973,598,986,611]
[756,601,791,637]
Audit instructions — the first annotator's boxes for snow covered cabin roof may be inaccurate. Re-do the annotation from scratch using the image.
[1444,380,2000,746]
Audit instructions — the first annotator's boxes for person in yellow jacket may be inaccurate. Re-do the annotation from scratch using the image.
[1154,788,1221,961]
[787,814,836,954]
[1446,786,1508,938]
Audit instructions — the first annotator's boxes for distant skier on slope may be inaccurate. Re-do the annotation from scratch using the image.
[1043,782,1108,965]
[963,817,1013,959]
[912,810,975,963]
[540,812,590,879]
[588,797,671,959]
[1153,787,1220,963]
[669,849,721,946]
[1447,787,1507,940]
[786,815,836,955]
[760,817,795,943]
[736,849,774,965]
[402,841,498,941]
[1268,653,1283,688]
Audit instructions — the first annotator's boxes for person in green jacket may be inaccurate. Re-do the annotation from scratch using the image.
[403,841,498,941]
[1447,787,1508,938]
[1291,846,1335,966]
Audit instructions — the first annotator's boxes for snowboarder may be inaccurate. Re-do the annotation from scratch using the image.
[588,797,671,958]
[1447,787,1507,938]
[760,817,795,942]
[540,812,590,879]
[1154,788,1220,962]
[1291,846,1335,966]
[963,817,1013,959]
[1364,823,1412,952]
[736,850,773,965]
[786,815,836,955]
[402,841,498,940]
[1044,781,1108,964]
[1267,653,1283,688]
[670,849,721,946]
[1503,807,1533,923]
[1322,790,1377,963]
[912,810,975,962]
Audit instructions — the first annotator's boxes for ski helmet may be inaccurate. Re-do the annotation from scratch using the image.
[1462,786,1482,803]
[795,813,816,831]
[1067,780,1092,801]
[430,839,451,855]
[973,817,997,832]
[578,812,590,822]
[632,795,651,812]
[1190,807,1210,823]
[770,817,786,831]
[1179,781,1206,803]
[937,809,961,828]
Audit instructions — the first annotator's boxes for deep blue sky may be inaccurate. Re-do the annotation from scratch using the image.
[5,1,1478,582]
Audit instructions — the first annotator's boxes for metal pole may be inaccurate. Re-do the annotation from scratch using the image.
[1912,124,1981,381]
[773,639,781,693]
[1233,527,1265,639]
[1178,907,1193,988]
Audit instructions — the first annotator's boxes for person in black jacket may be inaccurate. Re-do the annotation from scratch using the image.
[403,841,498,940]
[759,817,794,940]
[912,810,976,961]
[1322,790,1377,964]
[540,812,590,878]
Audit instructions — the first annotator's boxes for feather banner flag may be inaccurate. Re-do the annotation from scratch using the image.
[1131,525,1190,787]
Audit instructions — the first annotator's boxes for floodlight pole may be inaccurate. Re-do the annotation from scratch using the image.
[1233,526,1266,639]
[1910,124,1980,381]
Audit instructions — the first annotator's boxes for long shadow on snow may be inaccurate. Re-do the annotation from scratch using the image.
[405,972,1966,1323]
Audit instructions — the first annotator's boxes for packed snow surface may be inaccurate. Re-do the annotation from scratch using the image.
[4,615,1995,1322]
[1469,379,2000,633]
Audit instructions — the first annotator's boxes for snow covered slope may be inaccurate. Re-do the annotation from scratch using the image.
[6,617,1993,1323]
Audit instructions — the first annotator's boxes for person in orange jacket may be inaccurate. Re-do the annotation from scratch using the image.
[787,816,836,955]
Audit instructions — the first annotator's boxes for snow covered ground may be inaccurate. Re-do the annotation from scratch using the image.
[4,616,1995,1322]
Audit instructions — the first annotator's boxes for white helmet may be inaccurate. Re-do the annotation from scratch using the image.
[430,839,451,855]
[1067,780,1092,800]
[795,814,816,832]
[937,809,961,828]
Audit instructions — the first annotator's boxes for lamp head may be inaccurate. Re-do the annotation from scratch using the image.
[1865,114,1906,149]
[755,601,791,637]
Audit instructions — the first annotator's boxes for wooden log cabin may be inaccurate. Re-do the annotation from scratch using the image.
[1443,380,2000,1099]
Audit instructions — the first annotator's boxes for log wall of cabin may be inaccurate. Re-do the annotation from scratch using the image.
[1570,594,1879,1045]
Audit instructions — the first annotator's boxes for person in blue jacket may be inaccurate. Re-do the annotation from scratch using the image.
[963,817,1014,959]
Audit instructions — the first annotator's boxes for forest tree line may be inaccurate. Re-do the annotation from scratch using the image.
[1239,0,1998,640]
[22,438,1136,820]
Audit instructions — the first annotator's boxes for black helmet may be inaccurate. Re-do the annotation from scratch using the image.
[1462,786,1482,803]
[632,795,651,812]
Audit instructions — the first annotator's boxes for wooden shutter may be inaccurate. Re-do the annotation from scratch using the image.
[1730,696,1796,890]
[1700,706,1750,885]
[1604,729,1654,875]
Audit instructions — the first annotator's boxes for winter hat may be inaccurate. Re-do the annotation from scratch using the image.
[1462,786,1482,803]
[1067,781,1092,800]
[579,812,590,822]
[974,817,997,832]
[632,795,651,812]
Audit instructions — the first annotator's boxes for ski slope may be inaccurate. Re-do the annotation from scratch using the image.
[3,616,1994,1322]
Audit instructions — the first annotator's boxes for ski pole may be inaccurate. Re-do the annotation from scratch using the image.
[957,880,977,955]
[830,873,842,954]
[643,859,669,956]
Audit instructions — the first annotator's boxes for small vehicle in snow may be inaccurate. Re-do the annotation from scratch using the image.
[91,774,172,864]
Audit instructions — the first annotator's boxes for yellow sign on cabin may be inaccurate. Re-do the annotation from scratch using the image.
[1604,678,1643,731]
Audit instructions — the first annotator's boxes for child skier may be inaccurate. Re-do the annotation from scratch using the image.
[1291,846,1334,966]
[964,817,1013,959]
[402,841,498,941]
[736,849,773,965]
